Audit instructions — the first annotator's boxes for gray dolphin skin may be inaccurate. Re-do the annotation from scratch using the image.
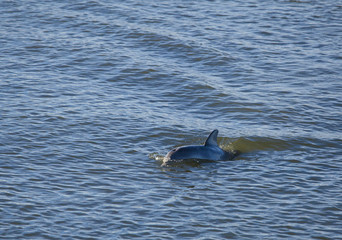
[163,129,238,165]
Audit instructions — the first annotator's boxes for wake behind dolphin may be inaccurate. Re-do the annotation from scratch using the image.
[163,129,239,166]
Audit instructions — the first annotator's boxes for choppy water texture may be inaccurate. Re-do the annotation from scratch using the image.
[1,0,342,239]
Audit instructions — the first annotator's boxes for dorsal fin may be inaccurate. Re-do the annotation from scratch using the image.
[204,129,219,147]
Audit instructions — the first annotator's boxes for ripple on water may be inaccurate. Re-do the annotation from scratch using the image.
[1,0,342,239]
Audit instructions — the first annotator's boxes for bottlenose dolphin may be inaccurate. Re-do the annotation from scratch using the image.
[163,129,238,165]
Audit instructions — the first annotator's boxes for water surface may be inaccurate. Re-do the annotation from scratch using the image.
[1,0,342,239]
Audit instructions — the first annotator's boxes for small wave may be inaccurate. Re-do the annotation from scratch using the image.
[226,136,341,154]
[228,137,290,153]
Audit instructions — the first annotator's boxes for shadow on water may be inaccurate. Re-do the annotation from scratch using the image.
[164,159,216,170]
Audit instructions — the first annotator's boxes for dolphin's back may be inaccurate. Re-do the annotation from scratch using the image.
[163,130,238,165]
[167,145,227,161]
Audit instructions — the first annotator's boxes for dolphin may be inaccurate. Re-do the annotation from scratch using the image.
[163,129,238,165]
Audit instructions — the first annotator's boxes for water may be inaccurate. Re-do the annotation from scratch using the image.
[1,0,342,239]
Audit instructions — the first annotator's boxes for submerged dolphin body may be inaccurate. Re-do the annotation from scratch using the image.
[163,130,238,165]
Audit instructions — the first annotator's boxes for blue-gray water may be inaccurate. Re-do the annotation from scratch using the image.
[1,0,342,239]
